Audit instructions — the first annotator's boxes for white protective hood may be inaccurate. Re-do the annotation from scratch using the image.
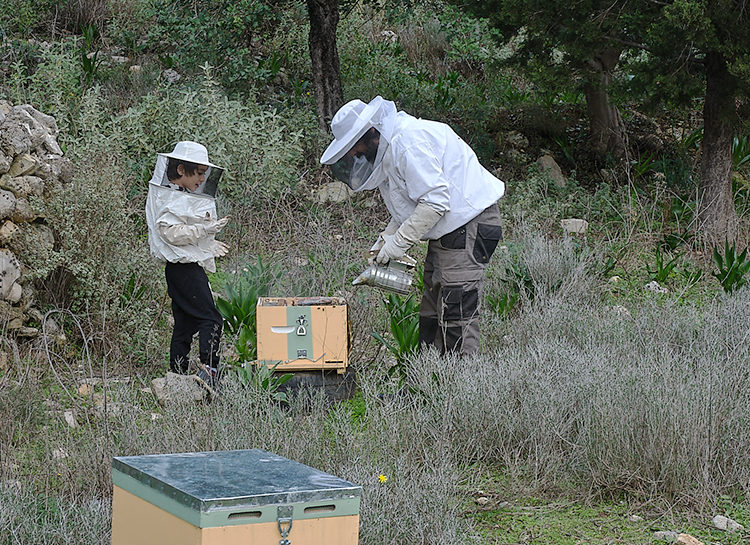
[145,154,220,272]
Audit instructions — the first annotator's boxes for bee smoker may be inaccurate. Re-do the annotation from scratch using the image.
[352,252,416,295]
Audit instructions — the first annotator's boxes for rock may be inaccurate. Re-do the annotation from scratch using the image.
[78,383,95,397]
[560,218,588,235]
[712,514,744,532]
[628,514,644,522]
[163,69,181,83]
[0,175,44,198]
[315,181,352,204]
[151,372,209,405]
[600,168,617,185]
[7,282,22,303]
[52,448,68,459]
[0,189,16,220]
[608,275,622,284]
[0,249,22,300]
[475,496,490,506]
[536,154,566,187]
[498,130,529,150]
[15,327,39,337]
[653,530,679,542]
[15,104,58,136]
[0,350,7,372]
[63,409,77,428]
[644,280,669,294]
[676,534,704,545]
[10,197,36,223]
[8,154,38,177]
[110,55,129,64]
[129,65,142,74]
[0,301,24,328]
[0,220,19,244]
[0,154,9,176]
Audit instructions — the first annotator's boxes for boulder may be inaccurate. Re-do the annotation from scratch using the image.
[315,181,352,204]
[0,249,21,300]
[536,154,566,187]
[711,514,744,532]
[0,189,16,220]
[8,153,38,177]
[151,372,209,405]
[0,175,44,198]
[676,534,704,545]
[10,197,36,223]
[560,218,588,235]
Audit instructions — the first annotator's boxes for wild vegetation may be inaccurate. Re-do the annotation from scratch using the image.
[1,1,749,544]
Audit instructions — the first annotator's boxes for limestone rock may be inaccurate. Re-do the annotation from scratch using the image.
[676,534,704,545]
[0,154,9,176]
[536,154,566,187]
[7,282,22,303]
[644,280,669,294]
[712,514,744,532]
[15,104,58,136]
[0,301,25,328]
[8,154,38,177]
[0,189,16,220]
[63,409,77,428]
[560,218,588,235]
[315,181,352,204]
[0,221,19,244]
[151,372,209,405]
[0,114,32,156]
[0,249,21,300]
[1,175,44,198]
[10,197,36,223]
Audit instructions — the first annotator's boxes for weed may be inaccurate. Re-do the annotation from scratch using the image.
[712,240,750,294]
[216,257,279,363]
[372,292,420,384]
[232,361,293,403]
[645,246,680,284]
[732,134,750,171]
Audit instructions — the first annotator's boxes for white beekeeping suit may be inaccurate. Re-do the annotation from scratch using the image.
[145,143,225,273]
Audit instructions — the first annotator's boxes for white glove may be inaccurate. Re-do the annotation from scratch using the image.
[376,202,444,265]
[204,215,230,235]
[369,217,400,259]
[212,240,230,258]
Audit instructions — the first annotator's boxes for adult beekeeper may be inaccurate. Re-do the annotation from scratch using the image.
[321,96,505,355]
[145,141,229,379]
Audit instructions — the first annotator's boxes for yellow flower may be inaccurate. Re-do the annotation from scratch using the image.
[378,474,388,483]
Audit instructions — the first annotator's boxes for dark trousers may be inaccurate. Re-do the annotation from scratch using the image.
[165,262,223,373]
[419,204,503,355]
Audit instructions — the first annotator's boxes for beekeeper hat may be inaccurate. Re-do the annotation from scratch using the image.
[160,141,222,169]
[320,97,384,165]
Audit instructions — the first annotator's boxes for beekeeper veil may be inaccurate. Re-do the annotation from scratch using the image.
[320,96,397,191]
[149,141,225,197]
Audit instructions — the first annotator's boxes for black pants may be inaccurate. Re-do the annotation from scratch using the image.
[165,262,223,373]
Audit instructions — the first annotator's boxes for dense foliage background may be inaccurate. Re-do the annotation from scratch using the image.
[1,1,749,543]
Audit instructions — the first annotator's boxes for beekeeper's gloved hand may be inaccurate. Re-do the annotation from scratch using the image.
[376,202,444,265]
[204,215,230,235]
[368,217,400,263]
[212,240,230,258]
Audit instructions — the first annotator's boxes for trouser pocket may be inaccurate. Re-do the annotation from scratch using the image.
[441,286,479,321]
[473,223,503,264]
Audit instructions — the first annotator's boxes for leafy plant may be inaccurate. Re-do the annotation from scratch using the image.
[79,24,100,86]
[732,135,750,171]
[631,152,655,180]
[372,292,420,384]
[486,290,519,319]
[645,246,680,284]
[215,257,279,363]
[232,361,293,403]
[712,240,750,294]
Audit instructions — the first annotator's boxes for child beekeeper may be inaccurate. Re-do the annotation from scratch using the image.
[145,141,229,378]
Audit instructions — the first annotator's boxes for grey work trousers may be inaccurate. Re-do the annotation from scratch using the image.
[419,204,503,355]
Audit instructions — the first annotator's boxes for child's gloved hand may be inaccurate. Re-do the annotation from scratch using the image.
[204,216,230,235]
[212,240,230,257]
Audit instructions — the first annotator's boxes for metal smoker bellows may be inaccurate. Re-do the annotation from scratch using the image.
[351,253,416,295]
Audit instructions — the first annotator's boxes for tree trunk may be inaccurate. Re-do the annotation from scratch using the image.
[696,51,737,246]
[307,0,344,132]
[583,48,627,159]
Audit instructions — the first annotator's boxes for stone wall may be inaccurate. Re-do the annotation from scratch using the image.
[0,101,73,337]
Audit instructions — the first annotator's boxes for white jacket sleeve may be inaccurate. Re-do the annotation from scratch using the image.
[157,221,208,246]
